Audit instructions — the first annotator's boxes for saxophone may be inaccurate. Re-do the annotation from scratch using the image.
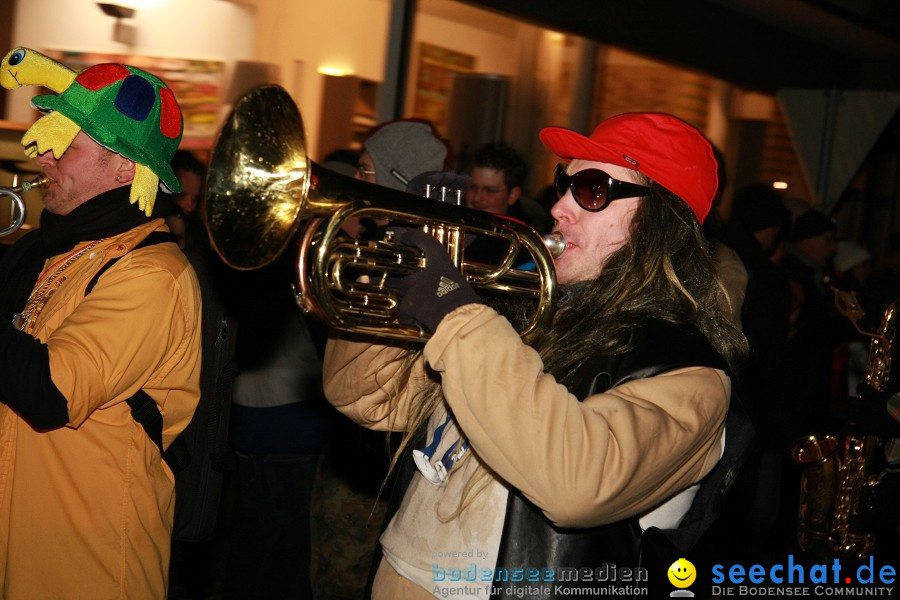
[791,290,893,559]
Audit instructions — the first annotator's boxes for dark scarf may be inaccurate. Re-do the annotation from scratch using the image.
[0,186,171,322]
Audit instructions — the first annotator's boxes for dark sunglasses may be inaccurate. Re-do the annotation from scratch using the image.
[554,164,652,212]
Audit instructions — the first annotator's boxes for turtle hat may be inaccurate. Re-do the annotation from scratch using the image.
[32,62,184,194]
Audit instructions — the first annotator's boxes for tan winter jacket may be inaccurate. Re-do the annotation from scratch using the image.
[324,303,730,528]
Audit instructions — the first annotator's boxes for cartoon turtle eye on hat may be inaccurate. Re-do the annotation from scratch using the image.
[0,47,184,216]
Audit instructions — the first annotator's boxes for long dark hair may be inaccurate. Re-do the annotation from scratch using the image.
[532,178,748,385]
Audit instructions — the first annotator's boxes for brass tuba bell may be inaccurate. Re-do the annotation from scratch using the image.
[203,84,562,342]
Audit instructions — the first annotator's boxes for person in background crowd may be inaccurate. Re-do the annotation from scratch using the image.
[459,141,549,266]
[832,240,876,397]
[171,149,205,215]
[222,251,333,600]
[715,183,794,556]
[782,208,841,401]
[167,150,238,600]
[702,146,747,329]
[464,141,552,234]
[828,238,900,562]
[774,209,845,551]
[348,119,449,241]
[834,240,873,294]
[166,149,210,251]
[356,119,448,191]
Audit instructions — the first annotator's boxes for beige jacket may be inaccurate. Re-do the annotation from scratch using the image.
[0,220,202,600]
[324,303,730,529]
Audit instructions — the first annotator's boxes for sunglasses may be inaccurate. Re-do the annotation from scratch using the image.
[554,164,652,212]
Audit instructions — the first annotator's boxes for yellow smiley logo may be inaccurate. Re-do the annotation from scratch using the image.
[667,558,697,588]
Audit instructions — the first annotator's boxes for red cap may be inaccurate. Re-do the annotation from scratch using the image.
[539,113,718,223]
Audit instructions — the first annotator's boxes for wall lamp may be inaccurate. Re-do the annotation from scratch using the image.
[97,3,138,45]
[97,3,136,19]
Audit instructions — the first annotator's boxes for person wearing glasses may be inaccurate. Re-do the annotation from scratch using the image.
[323,112,749,598]
[342,118,449,241]
[356,119,448,190]
[464,142,552,234]
[461,141,553,267]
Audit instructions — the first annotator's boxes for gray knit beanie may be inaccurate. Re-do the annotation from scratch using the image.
[363,120,448,191]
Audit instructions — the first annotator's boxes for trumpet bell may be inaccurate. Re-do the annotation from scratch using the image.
[205,84,311,270]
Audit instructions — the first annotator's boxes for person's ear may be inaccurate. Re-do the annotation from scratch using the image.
[508,186,522,206]
[115,157,137,184]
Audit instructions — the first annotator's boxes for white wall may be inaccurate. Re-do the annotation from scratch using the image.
[7,0,255,123]
[415,1,519,76]
[243,0,392,160]
[239,0,524,159]
[5,0,533,158]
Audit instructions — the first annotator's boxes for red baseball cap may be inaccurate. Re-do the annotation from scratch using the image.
[539,113,718,223]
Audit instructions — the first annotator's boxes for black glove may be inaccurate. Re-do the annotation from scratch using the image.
[389,227,479,333]
[0,319,69,430]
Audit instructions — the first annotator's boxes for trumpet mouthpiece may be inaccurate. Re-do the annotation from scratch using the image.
[17,176,48,193]
[543,231,567,258]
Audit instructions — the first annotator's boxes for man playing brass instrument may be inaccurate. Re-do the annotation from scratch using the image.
[0,48,201,597]
[323,113,750,598]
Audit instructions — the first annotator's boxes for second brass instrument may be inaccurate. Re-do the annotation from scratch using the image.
[792,289,892,559]
[204,84,562,342]
[0,176,47,237]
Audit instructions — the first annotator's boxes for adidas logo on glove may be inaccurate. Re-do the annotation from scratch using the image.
[436,276,460,297]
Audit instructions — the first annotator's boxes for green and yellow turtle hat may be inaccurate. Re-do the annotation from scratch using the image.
[0,47,184,215]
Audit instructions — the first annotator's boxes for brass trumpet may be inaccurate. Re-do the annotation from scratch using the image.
[0,176,46,237]
[203,84,562,342]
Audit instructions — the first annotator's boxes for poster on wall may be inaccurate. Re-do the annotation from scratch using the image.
[412,43,476,135]
[43,50,225,151]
